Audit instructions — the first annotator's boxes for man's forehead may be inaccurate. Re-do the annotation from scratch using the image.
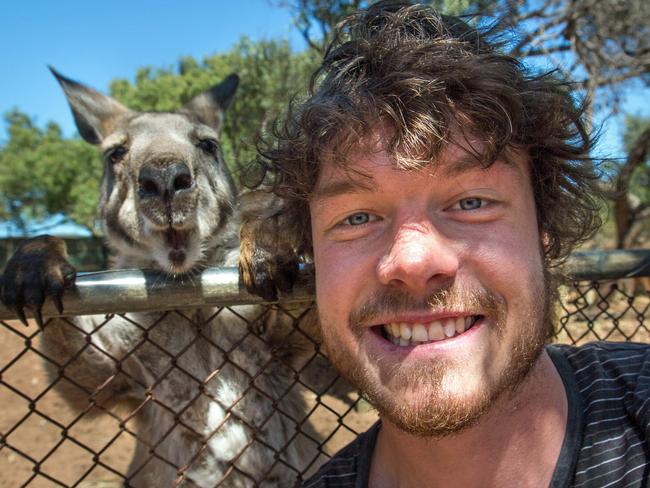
[313,142,524,199]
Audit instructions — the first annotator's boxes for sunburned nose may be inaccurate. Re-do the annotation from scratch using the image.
[137,161,194,201]
[377,223,460,292]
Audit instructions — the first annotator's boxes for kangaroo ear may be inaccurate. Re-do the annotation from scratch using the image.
[180,73,239,133]
[50,66,130,145]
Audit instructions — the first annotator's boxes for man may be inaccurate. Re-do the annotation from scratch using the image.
[256,1,650,486]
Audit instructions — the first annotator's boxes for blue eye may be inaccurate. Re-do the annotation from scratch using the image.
[345,213,371,225]
[459,198,483,210]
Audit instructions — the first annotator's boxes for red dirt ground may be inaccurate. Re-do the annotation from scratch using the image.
[0,319,377,487]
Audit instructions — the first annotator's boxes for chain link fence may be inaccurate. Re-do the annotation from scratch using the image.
[1,250,649,487]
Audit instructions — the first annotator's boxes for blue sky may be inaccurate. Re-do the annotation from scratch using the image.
[1,1,648,236]
[0,0,304,139]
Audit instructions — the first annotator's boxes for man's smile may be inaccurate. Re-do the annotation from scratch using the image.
[377,315,483,346]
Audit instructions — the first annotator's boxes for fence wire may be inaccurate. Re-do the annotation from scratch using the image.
[0,250,649,487]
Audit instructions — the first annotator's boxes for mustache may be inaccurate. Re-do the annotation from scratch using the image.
[349,283,506,330]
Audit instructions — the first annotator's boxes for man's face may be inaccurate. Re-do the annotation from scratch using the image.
[310,137,552,437]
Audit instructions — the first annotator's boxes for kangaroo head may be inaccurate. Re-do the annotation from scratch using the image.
[52,67,240,273]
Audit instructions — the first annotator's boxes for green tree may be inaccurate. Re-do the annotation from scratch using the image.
[0,110,101,234]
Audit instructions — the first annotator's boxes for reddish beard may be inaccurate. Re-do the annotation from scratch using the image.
[321,275,554,438]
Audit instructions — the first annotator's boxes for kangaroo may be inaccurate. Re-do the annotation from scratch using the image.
[0,69,316,487]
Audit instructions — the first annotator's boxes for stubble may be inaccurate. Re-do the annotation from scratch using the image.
[320,271,555,438]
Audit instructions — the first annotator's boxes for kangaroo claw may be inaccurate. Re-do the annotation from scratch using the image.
[15,307,29,327]
[53,294,64,315]
[32,308,45,329]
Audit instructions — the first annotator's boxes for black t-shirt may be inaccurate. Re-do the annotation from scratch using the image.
[302,342,650,487]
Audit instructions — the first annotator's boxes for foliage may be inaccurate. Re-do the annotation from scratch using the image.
[273,0,367,54]
[0,110,101,234]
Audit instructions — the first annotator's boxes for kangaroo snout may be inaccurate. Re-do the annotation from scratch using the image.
[137,161,194,201]
[137,161,199,230]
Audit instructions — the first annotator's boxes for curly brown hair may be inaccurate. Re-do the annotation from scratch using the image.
[257,0,604,265]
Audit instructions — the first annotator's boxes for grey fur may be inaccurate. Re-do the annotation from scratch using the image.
[41,71,316,486]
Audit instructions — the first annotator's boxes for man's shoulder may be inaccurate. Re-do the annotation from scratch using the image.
[301,422,380,488]
[548,341,650,374]
[547,342,650,487]
[548,341,650,421]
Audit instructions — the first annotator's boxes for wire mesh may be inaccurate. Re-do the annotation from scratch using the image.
[0,251,649,487]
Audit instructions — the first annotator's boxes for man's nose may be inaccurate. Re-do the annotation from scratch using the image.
[376,222,459,293]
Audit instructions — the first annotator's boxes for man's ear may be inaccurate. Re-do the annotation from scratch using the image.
[50,67,130,145]
[179,73,239,133]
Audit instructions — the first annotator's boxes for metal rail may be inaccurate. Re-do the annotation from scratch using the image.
[0,250,648,320]
[563,249,650,281]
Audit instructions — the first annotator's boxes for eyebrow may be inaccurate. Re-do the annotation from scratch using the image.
[442,153,512,175]
[313,176,377,199]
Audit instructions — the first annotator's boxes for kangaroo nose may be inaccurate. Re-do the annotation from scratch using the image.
[138,162,194,199]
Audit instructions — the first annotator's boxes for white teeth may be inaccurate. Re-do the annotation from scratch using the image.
[384,316,475,346]
[465,316,473,329]
[455,317,465,334]
[428,321,444,340]
[443,320,456,338]
[391,323,400,338]
[400,322,412,340]
[412,324,428,342]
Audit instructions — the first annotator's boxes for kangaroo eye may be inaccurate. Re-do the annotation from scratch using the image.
[198,139,219,155]
[107,146,127,164]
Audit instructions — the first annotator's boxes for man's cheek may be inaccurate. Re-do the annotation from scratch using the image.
[315,245,362,326]
[476,224,540,267]
[316,251,347,309]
